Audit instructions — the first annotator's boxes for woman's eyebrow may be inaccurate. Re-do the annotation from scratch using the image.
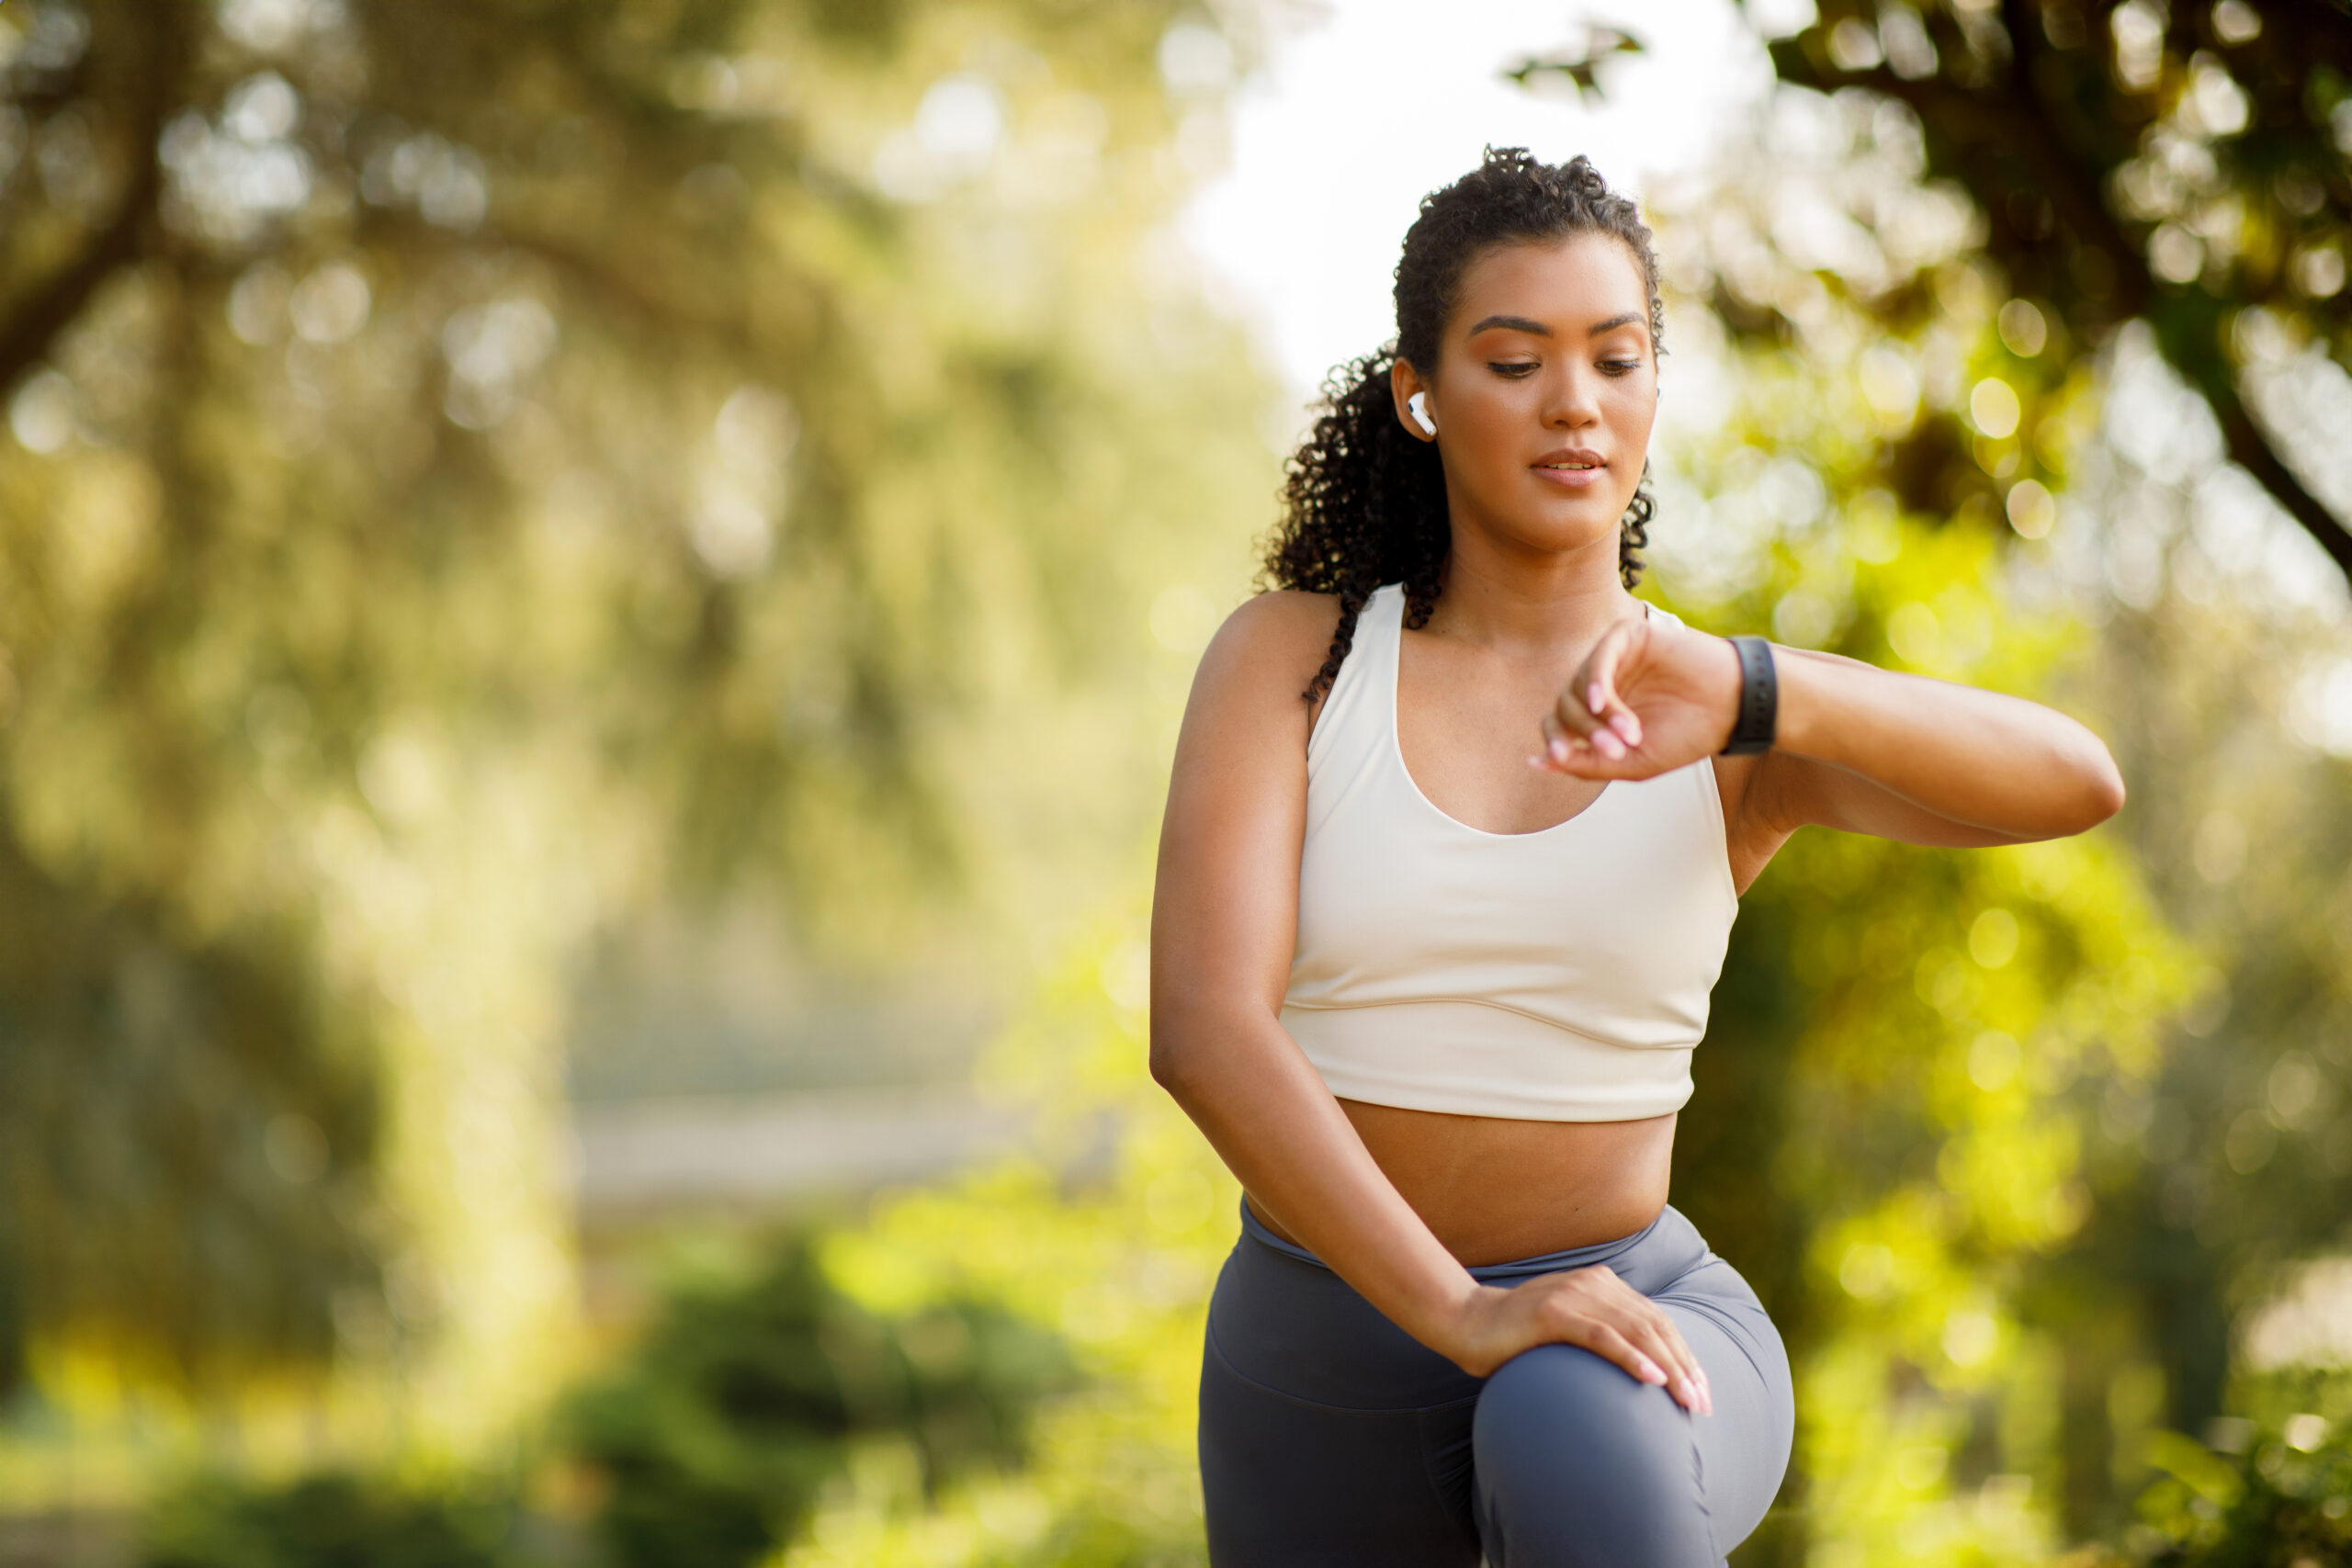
[1465,313,1551,338]
[1464,310,1646,339]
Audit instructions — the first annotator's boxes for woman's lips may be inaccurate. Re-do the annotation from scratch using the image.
[1531,461,1608,490]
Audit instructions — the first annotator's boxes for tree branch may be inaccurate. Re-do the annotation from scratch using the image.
[0,173,155,395]
[2193,360,2352,581]
[0,2,178,396]
[349,205,762,352]
[1771,17,2352,578]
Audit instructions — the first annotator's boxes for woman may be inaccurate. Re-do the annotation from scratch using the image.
[1148,149,2125,1567]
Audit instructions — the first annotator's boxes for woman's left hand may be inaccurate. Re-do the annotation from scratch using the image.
[1532,615,1744,780]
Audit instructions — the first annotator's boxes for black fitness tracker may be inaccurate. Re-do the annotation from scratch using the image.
[1720,635,1777,755]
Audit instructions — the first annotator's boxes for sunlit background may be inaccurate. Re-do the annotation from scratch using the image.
[4,1,2352,1564]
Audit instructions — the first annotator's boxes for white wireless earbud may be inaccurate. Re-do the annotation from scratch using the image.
[1408,391,1436,436]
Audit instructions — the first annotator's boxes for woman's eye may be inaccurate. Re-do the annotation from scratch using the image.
[1487,361,1539,378]
[1600,358,1644,375]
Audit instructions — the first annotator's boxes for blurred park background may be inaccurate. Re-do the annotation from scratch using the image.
[4,0,2352,1563]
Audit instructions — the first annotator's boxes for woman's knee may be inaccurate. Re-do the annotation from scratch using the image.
[1472,1343,1714,1567]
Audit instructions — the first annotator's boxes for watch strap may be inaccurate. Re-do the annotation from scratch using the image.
[1721,635,1777,755]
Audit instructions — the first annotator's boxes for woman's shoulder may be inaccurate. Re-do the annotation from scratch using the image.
[1214,588,1340,652]
[1201,589,1349,682]
[1185,590,1343,732]
[1207,583,1407,659]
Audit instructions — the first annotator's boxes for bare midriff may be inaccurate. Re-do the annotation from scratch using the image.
[1246,1100,1678,1268]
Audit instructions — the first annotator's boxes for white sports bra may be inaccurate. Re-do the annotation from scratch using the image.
[1281,583,1741,1122]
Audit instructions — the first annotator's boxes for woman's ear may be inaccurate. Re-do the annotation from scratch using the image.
[1388,358,1438,443]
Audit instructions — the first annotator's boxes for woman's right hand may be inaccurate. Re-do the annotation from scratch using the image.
[1441,1265,1714,1415]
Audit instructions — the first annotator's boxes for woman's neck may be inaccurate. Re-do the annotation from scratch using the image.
[1423,529,1640,656]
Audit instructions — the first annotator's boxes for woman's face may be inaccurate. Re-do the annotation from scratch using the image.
[1394,234,1657,567]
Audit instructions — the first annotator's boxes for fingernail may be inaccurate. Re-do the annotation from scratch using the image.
[1588,683,1604,709]
[1595,731,1625,760]
[1549,738,1570,762]
[1611,713,1639,742]
[1640,1359,1666,1384]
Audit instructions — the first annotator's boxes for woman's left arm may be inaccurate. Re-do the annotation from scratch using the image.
[1750,645,2126,847]
[1536,621,2127,850]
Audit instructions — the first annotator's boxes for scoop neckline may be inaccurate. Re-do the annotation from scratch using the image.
[1385,587,1624,841]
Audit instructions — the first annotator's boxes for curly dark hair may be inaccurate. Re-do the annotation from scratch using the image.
[1261,148,1666,702]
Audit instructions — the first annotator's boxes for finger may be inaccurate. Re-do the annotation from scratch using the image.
[1579,1325,1668,1390]
[1632,1308,1712,1416]
[1607,1308,1679,1394]
[1531,715,1568,773]
[1549,684,1600,742]
[1575,1275,1700,1412]
[1587,682,1641,748]
[1661,1332,1712,1416]
[1537,710,1572,768]
[1566,1267,1705,1412]
[1581,632,1645,750]
[1532,728,1611,777]
[1574,689,1634,758]
[1530,749,1625,780]
[1534,703,1611,773]
[1655,1317,1713,1416]
[1529,735,1634,780]
[1620,1312,1706,1415]
[1551,684,1626,762]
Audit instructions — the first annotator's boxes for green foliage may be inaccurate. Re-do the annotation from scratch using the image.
[1493,15,2352,1541]
[560,1235,1080,1568]
[1659,497,2192,1564]
[1763,2,2352,573]
[0,0,1271,1432]
[2114,1409,2352,1567]
[1579,62,2224,1554]
[14,5,2347,1566]
[121,1229,1086,1568]
[783,916,1235,1567]
[0,830,377,1391]
[139,1471,514,1568]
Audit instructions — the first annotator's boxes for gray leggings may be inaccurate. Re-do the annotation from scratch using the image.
[1198,1198,1793,1567]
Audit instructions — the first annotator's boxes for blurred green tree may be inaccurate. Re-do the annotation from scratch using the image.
[2101,1404,2352,1565]
[560,1235,1078,1568]
[1747,0,2352,1542]
[1509,5,2352,1555]
[1519,1,2352,568]
[1762,0,2352,578]
[141,1471,514,1568]
[0,0,1271,1452]
[1650,377,2193,1565]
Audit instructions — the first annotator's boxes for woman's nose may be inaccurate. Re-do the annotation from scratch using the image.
[1542,367,1602,428]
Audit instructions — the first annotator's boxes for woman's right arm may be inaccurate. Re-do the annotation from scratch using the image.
[1148,593,1711,1411]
